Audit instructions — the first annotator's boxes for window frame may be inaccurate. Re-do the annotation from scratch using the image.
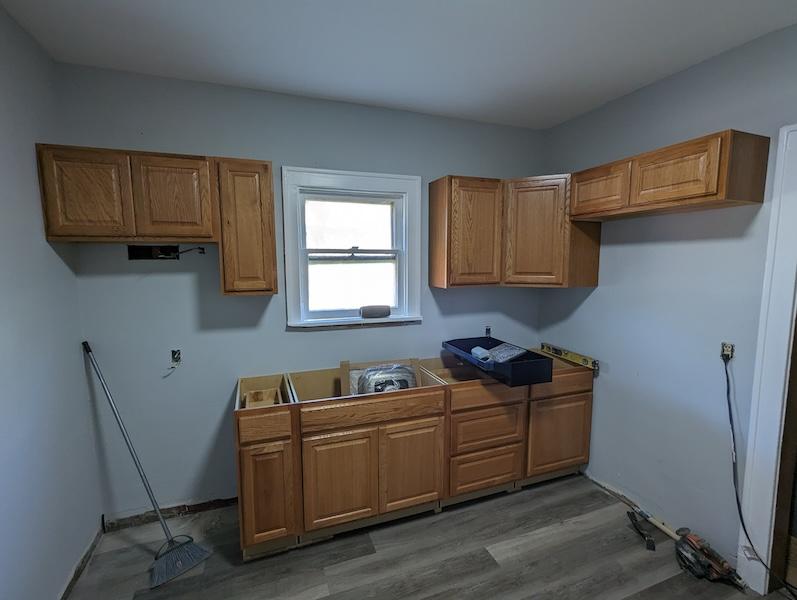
[282,166,422,328]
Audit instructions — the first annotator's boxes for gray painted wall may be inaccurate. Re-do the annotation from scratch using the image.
[0,8,102,600]
[51,65,547,517]
[540,24,797,562]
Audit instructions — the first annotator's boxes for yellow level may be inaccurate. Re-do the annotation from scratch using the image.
[540,343,599,373]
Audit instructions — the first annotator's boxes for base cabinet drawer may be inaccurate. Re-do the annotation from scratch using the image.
[527,393,592,476]
[450,403,527,455]
[239,440,296,545]
[450,443,524,496]
[302,428,379,531]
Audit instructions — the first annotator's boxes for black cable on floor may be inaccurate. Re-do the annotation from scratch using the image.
[723,356,797,599]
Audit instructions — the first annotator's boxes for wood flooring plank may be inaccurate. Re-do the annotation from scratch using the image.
[622,571,751,600]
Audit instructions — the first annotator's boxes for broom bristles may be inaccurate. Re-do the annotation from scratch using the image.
[150,536,211,588]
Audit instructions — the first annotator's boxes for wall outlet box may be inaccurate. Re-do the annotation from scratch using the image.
[721,342,735,360]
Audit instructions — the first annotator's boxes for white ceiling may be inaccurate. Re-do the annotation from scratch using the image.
[4,0,797,128]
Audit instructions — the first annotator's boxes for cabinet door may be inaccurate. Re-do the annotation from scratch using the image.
[38,146,135,237]
[379,416,444,513]
[572,161,631,216]
[527,393,592,477]
[504,177,567,285]
[131,154,213,237]
[630,134,722,206]
[239,440,295,545]
[218,159,277,294]
[302,427,379,530]
[449,177,503,285]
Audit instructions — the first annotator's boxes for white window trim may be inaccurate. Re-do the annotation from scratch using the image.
[281,166,422,328]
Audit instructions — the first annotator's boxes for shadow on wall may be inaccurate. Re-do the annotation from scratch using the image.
[195,389,238,505]
[75,244,270,330]
[430,285,540,322]
[536,288,596,331]
[600,203,762,246]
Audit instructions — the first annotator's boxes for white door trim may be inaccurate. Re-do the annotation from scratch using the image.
[738,124,797,594]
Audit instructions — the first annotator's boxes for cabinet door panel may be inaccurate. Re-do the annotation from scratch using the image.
[449,177,502,285]
[219,159,277,294]
[39,146,135,237]
[572,162,631,216]
[379,417,444,513]
[131,154,213,237]
[303,427,379,530]
[240,440,295,545]
[527,393,592,476]
[451,403,526,455]
[631,135,722,206]
[504,177,567,285]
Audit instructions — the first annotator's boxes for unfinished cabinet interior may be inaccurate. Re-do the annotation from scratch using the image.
[429,174,600,288]
[571,130,769,220]
[36,144,277,296]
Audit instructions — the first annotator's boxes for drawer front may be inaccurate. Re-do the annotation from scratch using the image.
[237,408,292,445]
[449,382,528,412]
[531,370,592,400]
[300,389,445,434]
[631,134,722,206]
[449,443,524,496]
[572,161,631,216]
[451,404,527,455]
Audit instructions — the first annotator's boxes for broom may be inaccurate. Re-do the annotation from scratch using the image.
[82,341,211,588]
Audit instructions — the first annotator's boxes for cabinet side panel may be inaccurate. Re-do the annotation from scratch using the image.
[727,130,770,204]
[429,177,450,288]
[566,222,601,287]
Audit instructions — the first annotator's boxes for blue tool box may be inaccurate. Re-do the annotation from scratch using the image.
[442,336,553,387]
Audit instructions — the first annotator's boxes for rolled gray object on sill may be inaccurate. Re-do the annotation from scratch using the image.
[360,305,391,318]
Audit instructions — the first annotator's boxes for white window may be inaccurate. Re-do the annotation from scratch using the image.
[282,167,422,327]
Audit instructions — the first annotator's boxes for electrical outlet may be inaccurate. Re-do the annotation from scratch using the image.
[171,349,182,366]
[721,342,735,361]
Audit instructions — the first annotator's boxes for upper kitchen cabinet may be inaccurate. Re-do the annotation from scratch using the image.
[430,174,600,288]
[38,145,136,238]
[504,175,600,287]
[429,176,503,287]
[571,130,770,220]
[131,154,214,238]
[218,159,278,295]
[36,144,279,296]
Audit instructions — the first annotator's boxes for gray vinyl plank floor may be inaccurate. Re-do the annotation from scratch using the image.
[67,475,772,600]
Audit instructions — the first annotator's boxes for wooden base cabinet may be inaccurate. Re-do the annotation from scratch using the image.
[379,416,444,513]
[527,393,593,477]
[239,440,296,546]
[302,427,380,531]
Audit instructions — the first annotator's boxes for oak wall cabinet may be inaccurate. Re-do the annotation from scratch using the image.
[37,144,277,296]
[571,130,769,220]
[429,174,600,288]
[430,176,503,287]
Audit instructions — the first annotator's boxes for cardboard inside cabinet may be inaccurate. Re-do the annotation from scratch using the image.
[419,354,494,384]
[339,358,422,396]
[236,374,293,409]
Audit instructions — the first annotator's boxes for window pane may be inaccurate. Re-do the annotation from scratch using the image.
[305,199,393,249]
[308,260,397,311]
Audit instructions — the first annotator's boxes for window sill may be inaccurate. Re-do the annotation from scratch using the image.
[287,315,423,329]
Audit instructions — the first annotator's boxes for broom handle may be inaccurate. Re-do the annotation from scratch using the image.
[82,341,174,542]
